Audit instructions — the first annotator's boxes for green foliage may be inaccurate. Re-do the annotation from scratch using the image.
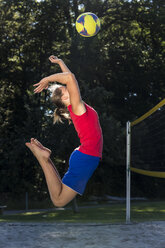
[0,0,164,202]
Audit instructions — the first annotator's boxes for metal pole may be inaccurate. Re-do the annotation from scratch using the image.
[126,121,131,223]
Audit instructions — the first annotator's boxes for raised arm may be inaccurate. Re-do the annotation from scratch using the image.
[63,72,86,115]
[49,55,71,73]
[34,72,86,115]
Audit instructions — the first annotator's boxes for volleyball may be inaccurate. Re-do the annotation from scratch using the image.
[75,12,100,37]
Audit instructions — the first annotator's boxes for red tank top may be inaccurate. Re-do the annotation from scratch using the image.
[68,103,103,158]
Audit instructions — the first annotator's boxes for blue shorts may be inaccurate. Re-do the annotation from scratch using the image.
[62,150,100,195]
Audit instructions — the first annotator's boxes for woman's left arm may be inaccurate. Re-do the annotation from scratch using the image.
[33,72,86,115]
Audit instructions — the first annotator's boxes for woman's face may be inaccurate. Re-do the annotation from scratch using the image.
[60,86,70,104]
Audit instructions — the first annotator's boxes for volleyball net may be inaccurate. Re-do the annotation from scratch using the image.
[126,99,165,223]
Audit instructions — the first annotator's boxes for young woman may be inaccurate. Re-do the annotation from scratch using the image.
[26,55,103,207]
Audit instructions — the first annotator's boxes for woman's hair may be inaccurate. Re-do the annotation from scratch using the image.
[50,84,71,124]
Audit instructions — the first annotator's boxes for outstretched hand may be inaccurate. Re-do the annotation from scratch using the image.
[33,77,49,94]
[33,55,62,94]
[49,55,61,64]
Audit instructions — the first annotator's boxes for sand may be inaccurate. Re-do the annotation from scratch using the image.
[0,221,165,248]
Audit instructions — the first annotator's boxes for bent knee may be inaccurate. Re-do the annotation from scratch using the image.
[51,185,77,207]
[54,201,66,208]
[52,198,66,208]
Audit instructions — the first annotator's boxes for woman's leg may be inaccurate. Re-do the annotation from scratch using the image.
[25,138,77,207]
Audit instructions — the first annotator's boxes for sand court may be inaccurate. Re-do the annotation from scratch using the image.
[0,221,165,248]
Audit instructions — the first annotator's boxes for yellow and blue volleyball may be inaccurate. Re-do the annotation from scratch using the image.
[75,12,100,37]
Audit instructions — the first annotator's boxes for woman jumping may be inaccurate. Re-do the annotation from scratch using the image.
[26,55,103,207]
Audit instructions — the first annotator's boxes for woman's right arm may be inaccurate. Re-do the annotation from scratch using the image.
[33,56,71,93]
[49,55,71,73]
[34,72,86,115]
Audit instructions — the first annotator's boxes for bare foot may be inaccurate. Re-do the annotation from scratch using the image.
[25,138,51,162]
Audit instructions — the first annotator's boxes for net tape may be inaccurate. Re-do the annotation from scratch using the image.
[130,99,165,178]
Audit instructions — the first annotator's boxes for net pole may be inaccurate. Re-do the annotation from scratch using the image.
[126,121,131,223]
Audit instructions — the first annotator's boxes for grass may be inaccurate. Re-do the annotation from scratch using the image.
[131,201,165,222]
[0,201,165,223]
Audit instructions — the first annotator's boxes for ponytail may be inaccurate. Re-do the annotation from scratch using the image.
[53,107,71,124]
[51,84,71,124]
